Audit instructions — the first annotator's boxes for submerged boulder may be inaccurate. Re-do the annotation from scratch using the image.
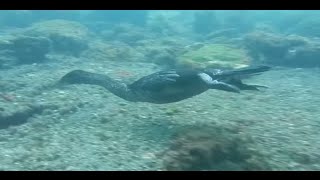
[22,20,90,57]
[160,125,271,171]
[11,36,51,63]
[82,40,145,62]
[135,36,192,68]
[0,19,90,68]
[244,31,320,67]
[0,35,51,67]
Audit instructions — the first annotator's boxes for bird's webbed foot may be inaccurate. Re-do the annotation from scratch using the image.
[209,80,241,93]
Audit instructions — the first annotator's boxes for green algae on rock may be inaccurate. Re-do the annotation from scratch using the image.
[176,44,251,69]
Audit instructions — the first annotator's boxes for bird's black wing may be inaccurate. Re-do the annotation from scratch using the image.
[129,69,201,92]
[129,70,181,91]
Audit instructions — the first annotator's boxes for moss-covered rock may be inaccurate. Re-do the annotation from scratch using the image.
[176,44,251,69]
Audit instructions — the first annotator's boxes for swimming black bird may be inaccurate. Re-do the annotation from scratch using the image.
[59,65,271,104]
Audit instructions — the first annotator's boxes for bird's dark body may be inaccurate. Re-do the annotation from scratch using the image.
[129,70,209,104]
[59,66,271,104]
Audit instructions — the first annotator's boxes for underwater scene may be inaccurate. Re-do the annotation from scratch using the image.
[0,10,320,171]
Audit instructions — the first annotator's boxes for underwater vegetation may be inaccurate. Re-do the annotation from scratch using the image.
[160,124,271,171]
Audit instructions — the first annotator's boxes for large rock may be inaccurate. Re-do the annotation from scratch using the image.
[0,101,49,129]
[11,36,51,63]
[160,125,271,170]
[0,35,51,67]
[244,31,320,67]
[82,40,145,62]
[135,36,192,67]
[22,20,90,57]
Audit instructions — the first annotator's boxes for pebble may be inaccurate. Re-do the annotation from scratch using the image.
[58,91,66,95]
[139,115,148,119]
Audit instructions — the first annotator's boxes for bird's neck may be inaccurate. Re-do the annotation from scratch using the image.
[100,77,138,102]
[60,70,138,102]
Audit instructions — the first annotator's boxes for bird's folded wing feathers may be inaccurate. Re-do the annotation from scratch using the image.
[129,71,181,91]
